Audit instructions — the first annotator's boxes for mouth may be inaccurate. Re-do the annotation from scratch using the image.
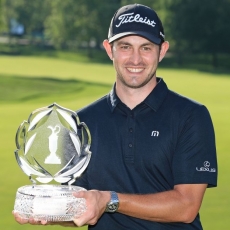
[126,68,144,73]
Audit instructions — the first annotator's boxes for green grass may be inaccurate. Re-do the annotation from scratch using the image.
[0,54,229,229]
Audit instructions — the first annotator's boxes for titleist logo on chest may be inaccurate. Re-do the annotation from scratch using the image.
[115,12,156,28]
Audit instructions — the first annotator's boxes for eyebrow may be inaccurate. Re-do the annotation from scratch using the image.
[116,41,154,46]
[141,42,154,46]
[116,41,130,46]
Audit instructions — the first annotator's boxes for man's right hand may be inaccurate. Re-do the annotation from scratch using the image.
[12,211,76,227]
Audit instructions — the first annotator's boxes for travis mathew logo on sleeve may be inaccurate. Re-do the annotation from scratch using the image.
[196,161,216,173]
[116,13,156,28]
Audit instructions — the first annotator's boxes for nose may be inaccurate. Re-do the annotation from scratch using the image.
[129,48,142,65]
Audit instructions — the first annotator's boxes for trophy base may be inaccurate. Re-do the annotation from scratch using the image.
[14,185,86,222]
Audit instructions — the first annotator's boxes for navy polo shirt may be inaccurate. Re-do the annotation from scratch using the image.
[75,78,217,230]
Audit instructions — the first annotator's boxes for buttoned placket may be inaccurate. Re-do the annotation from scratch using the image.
[124,111,135,163]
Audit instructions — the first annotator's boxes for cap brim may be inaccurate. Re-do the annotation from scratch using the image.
[108,31,162,45]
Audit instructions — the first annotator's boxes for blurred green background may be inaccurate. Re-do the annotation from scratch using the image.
[0,0,230,229]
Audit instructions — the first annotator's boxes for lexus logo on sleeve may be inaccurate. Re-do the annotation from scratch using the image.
[196,161,216,172]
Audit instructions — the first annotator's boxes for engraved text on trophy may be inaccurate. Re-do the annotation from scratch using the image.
[45,125,61,164]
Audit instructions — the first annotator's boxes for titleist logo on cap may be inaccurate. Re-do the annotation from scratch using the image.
[115,13,156,28]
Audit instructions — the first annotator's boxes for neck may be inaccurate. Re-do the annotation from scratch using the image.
[116,78,157,110]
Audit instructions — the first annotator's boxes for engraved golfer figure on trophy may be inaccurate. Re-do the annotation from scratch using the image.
[45,125,61,164]
[13,103,92,221]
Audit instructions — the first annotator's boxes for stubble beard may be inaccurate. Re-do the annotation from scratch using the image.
[117,71,156,89]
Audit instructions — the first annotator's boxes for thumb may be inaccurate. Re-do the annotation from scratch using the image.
[73,190,87,198]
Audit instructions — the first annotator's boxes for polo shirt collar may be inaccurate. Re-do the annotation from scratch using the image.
[107,78,168,112]
[107,84,120,112]
[144,78,168,111]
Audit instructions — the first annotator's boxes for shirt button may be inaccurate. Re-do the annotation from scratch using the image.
[129,128,133,133]
[129,143,133,148]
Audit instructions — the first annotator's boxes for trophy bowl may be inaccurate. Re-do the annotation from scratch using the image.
[13,103,91,221]
[14,185,86,221]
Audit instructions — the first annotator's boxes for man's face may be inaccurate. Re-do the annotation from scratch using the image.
[109,36,161,89]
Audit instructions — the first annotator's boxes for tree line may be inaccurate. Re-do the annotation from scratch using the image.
[0,0,230,67]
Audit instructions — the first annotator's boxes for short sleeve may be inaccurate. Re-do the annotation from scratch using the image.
[172,105,217,187]
[73,170,89,189]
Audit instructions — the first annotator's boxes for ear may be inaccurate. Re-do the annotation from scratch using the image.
[159,41,169,62]
[103,39,113,60]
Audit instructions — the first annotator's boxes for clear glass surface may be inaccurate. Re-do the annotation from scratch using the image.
[15,103,91,184]
[14,185,86,221]
[13,103,92,221]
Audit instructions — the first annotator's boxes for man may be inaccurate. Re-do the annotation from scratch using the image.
[14,3,217,229]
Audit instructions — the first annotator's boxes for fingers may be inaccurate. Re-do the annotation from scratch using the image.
[13,211,77,226]
[13,211,29,225]
[28,217,41,225]
[72,190,110,227]
[73,190,87,198]
[72,191,88,226]
[12,211,48,225]
[41,219,48,225]
[73,215,97,227]
[73,218,85,227]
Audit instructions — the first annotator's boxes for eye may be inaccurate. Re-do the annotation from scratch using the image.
[142,46,151,51]
[120,45,130,50]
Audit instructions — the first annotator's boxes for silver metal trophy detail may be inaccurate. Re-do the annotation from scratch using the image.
[13,103,91,221]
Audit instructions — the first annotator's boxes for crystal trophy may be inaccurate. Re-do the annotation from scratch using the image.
[13,103,91,221]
